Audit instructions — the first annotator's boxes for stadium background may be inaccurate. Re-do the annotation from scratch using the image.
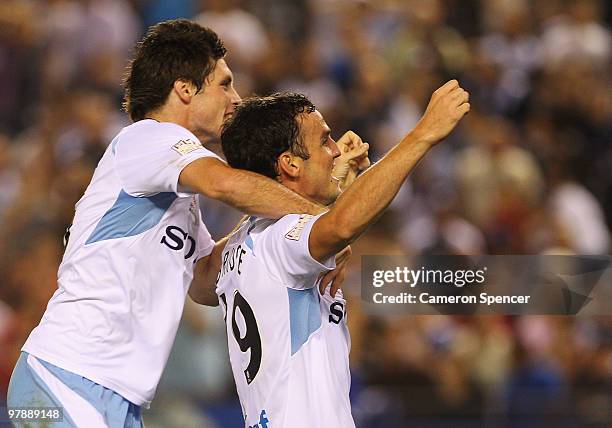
[0,0,611,426]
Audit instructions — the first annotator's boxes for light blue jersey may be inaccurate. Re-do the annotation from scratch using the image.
[21,120,216,407]
[216,214,354,428]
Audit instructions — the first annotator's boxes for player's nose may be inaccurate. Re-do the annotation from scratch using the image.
[330,139,341,158]
[230,87,241,106]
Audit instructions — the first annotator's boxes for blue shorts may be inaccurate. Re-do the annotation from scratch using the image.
[7,352,143,428]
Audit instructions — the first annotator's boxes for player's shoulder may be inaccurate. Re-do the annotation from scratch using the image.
[235,216,276,237]
[117,119,202,151]
[233,214,316,251]
[264,213,317,242]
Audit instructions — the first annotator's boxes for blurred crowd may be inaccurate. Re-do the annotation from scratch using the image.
[0,0,611,427]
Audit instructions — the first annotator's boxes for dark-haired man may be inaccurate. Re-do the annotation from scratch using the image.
[7,20,339,427]
[203,84,469,427]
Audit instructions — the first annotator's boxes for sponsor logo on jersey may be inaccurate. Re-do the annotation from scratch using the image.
[329,301,346,324]
[172,138,202,155]
[247,410,269,428]
[161,225,196,259]
[285,214,313,241]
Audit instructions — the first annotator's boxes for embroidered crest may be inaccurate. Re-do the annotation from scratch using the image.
[172,139,202,155]
[285,214,313,241]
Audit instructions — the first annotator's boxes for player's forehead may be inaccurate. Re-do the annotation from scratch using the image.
[299,110,330,138]
[206,58,233,83]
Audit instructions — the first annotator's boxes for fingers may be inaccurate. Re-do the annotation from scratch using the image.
[434,80,469,106]
[336,245,352,264]
[417,79,470,144]
[330,265,346,297]
[320,246,352,295]
[319,267,345,297]
[435,79,459,96]
[337,130,362,150]
[458,102,471,116]
[357,154,371,170]
[330,247,351,296]
[319,270,334,295]
[450,88,469,105]
[442,81,470,118]
[345,142,369,161]
[335,132,370,174]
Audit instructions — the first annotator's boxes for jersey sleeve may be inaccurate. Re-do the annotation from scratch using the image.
[195,223,215,260]
[113,124,221,198]
[195,209,215,261]
[258,213,336,290]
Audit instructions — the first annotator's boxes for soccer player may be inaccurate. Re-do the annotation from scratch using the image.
[6,20,335,427]
[201,84,470,427]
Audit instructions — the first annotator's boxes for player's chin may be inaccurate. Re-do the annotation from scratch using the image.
[327,183,341,204]
[222,113,234,126]
[330,176,342,191]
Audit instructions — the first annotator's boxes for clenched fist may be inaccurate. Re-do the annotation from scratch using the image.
[412,80,470,146]
[332,131,370,190]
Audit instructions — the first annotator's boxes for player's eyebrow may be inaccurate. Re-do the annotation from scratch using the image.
[321,128,331,143]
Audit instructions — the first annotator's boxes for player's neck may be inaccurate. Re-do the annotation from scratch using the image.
[280,179,322,207]
[146,106,189,131]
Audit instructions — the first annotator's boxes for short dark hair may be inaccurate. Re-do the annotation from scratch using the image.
[221,92,316,179]
[123,19,226,121]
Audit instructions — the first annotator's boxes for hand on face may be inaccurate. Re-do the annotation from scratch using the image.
[331,131,370,191]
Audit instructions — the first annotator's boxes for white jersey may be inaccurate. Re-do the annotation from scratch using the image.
[216,214,354,428]
[23,119,216,407]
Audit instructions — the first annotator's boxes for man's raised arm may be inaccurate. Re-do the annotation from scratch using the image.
[179,157,325,218]
[309,80,470,261]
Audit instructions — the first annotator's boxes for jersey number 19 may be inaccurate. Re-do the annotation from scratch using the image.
[220,291,262,384]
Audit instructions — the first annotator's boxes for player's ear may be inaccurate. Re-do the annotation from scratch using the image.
[278,152,301,179]
[173,79,196,104]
